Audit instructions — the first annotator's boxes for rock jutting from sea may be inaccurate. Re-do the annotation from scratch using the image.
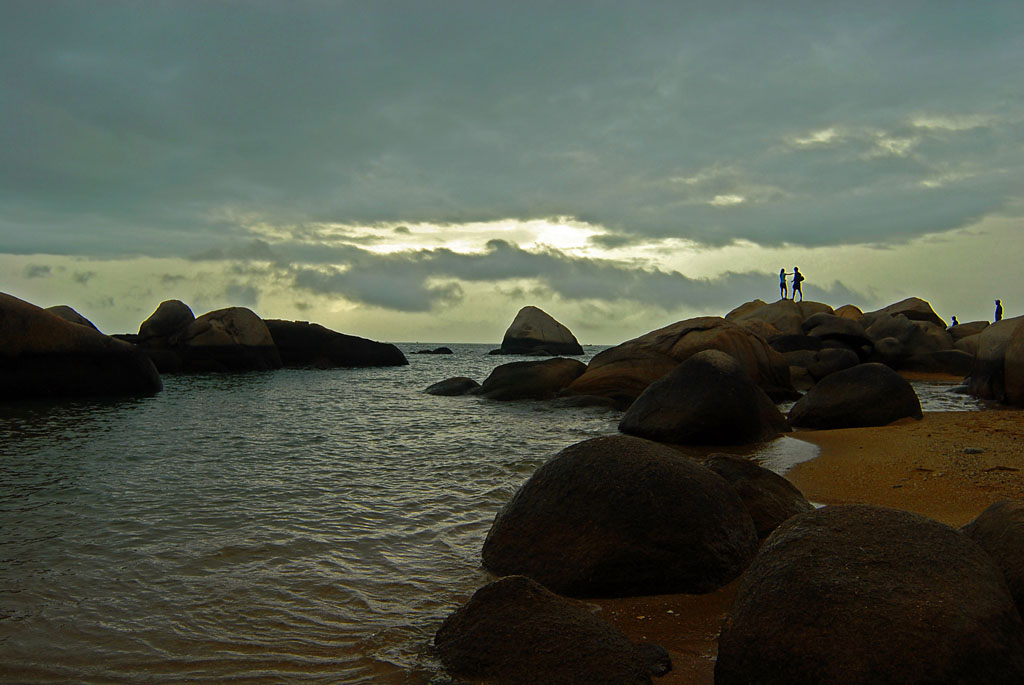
[491,305,584,356]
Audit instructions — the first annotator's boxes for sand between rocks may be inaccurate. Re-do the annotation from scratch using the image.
[590,409,1024,685]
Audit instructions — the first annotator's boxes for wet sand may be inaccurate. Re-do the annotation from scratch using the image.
[591,408,1024,684]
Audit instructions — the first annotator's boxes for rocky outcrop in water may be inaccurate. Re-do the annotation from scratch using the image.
[172,307,282,372]
[1,291,162,400]
[961,500,1024,616]
[716,505,1024,684]
[564,316,795,408]
[474,357,586,401]
[424,376,480,396]
[481,434,759,597]
[494,305,584,355]
[618,350,789,445]
[705,454,814,539]
[434,575,670,684]
[264,319,408,368]
[788,362,922,428]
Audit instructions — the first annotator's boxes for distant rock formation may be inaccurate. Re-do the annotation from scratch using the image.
[45,305,100,331]
[413,346,453,355]
[1,291,161,400]
[564,316,795,408]
[264,319,408,368]
[495,306,583,355]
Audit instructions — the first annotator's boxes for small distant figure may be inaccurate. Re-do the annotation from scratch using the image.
[995,299,1003,322]
[791,267,804,302]
[950,315,959,327]
[779,268,789,300]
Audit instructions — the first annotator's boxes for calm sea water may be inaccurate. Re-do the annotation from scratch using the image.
[0,344,984,683]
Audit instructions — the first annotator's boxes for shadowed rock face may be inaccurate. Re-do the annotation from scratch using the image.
[434,575,667,684]
[864,296,946,327]
[264,319,408,368]
[498,305,584,355]
[705,453,813,538]
[968,316,1024,404]
[788,362,922,429]
[45,305,100,331]
[475,357,586,400]
[716,505,1024,685]
[618,349,790,445]
[423,376,479,396]
[565,316,795,407]
[1,292,162,400]
[482,434,758,597]
[138,299,195,343]
[962,500,1024,616]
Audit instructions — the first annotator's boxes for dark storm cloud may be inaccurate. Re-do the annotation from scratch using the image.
[2,1,1022,257]
[286,240,869,313]
[23,264,52,279]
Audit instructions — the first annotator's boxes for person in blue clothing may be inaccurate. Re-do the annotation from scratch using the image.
[779,268,789,299]
[791,267,805,302]
[995,299,1003,322]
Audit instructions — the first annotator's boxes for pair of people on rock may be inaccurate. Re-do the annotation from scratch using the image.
[779,267,805,301]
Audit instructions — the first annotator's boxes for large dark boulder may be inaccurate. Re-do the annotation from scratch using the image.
[618,350,789,445]
[434,575,669,684]
[1,292,162,400]
[726,299,834,336]
[264,319,407,368]
[481,435,759,597]
[565,316,795,407]
[967,316,1024,404]
[962,500,1024,616]
[475,357,586,401]
[424,376,480,396]
[716,505,1024,684]
[497,305,584,355]
[805,347,860,381]
[705,454,814,538]
[138,299,195,343]
[802,312,871,351]
[788,362,922,428]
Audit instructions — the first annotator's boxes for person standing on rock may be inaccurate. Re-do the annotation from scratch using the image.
[950,315,959,328]
[995,299,1003,322]
[779,268,790,300]
[791,267,805,302]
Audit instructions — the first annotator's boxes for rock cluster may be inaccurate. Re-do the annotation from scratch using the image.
[1,292,161,400]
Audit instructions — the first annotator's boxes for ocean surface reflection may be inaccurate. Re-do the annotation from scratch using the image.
[0,345,982,682]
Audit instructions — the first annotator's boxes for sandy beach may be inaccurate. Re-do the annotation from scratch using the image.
[592,407,1024,684]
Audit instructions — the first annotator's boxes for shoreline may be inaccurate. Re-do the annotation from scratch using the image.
[593,408,1024,684]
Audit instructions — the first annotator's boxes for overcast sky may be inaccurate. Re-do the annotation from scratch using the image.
[2,1,1021,343]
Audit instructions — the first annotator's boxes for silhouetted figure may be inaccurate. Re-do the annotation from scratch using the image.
[995,299,1003,322]
[779,268,789,300]
[950,315,959,327]
[791,267,804,302]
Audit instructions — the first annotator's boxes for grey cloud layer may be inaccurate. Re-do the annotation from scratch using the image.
[2,1,1022,256]
[237,238,868,314]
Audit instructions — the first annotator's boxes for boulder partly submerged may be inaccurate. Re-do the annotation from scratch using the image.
[494,305,584,355]
[435,575,670,684]
[716,505,1024,684]
[618,350,790,445]
[1,291,162,400]
[264,319,408,368]
[174,307,282,372]
[481,434,758,597]
[564,316,795,408]
[474,357,586,401]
